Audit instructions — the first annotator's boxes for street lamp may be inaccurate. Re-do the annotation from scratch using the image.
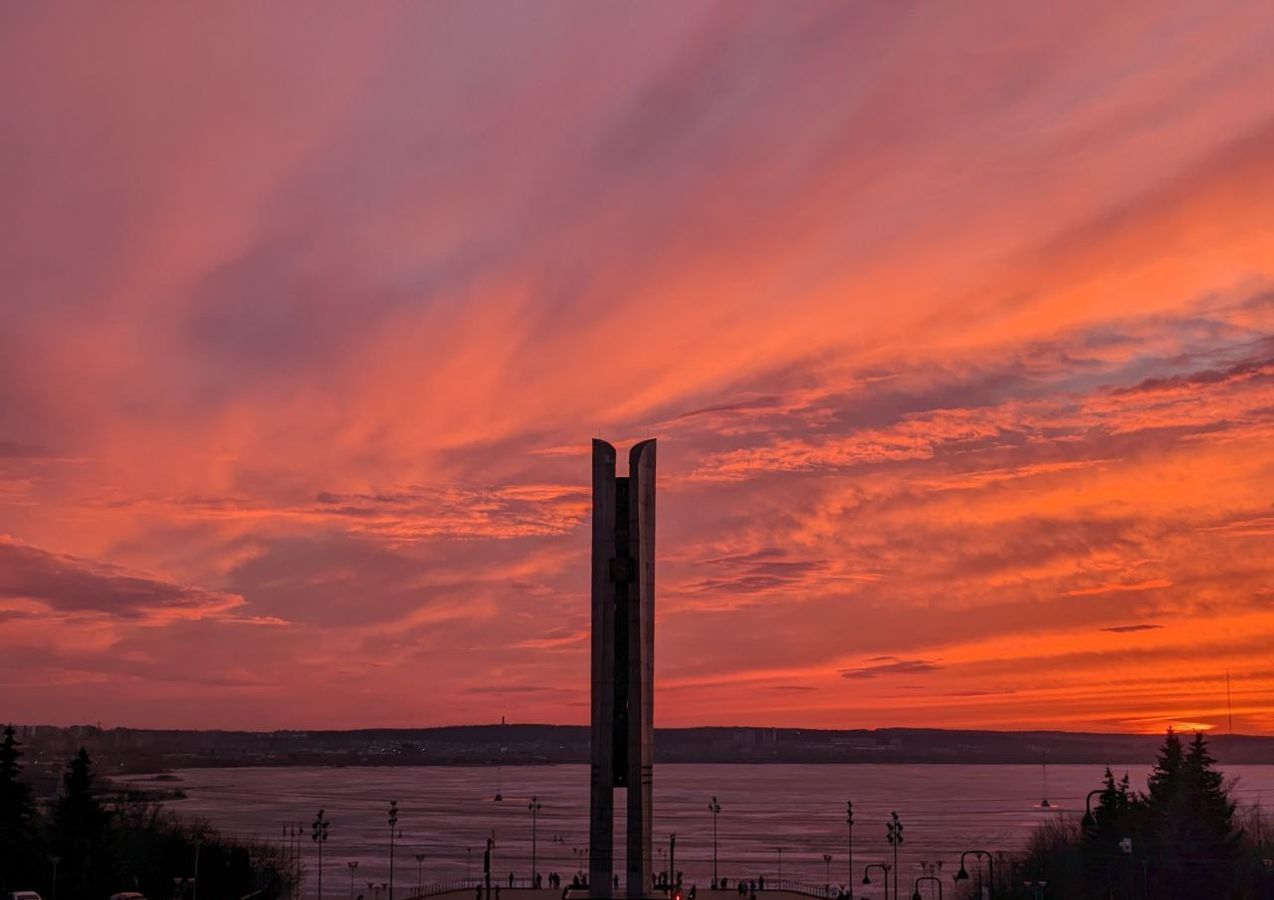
[293,825,304,889]
[1081,789,1104,831]
[910,876,941,900]
[193,838,201,900]
[886,813,903,900]
[823,854,833,887]
[528,796,543,882]
[388,801,400,900]
[348,862,360,900]
[467,847,473,881]
[415,853,426,896]
[708,797,722,887]
[953,850,994,900]
[861,864,889,900]
[776,847,783,884]
[846,801,854,896]
[50,855,60,900]
[312,809,331,900]
[485,836,496,899]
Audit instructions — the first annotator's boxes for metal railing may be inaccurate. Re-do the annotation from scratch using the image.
[403,876,575,900]
[402,878,483,899]
[741,879,840,899]
[402,879,842,900]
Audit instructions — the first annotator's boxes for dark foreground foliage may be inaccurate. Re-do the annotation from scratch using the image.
[1015,729,1274,900]
[1,725,287,900]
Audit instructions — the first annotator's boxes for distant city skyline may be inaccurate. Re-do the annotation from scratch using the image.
[2,3,1273,734]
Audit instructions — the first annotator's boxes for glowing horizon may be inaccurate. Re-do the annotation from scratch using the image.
[1,3,1272,734]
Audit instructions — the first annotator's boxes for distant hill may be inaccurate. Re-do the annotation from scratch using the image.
[11,723,1273,776]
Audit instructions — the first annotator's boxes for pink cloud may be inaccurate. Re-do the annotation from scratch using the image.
[2,2,1274,730]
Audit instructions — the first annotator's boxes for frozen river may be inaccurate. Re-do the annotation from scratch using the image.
[121,763,1274,890]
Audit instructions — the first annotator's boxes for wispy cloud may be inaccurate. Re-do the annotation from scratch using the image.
[1067,579,1175,597]
[2,1,1274,730]
[841,659,945,680]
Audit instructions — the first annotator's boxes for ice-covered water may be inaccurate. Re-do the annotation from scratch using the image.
[120,763,1274,891]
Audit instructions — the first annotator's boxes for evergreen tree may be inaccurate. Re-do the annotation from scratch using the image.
[1141,729,1242,899]
[0,724,37,893]
[52,748,117,900]
[1181,732,1242,893]
[1032,734,1269,898]
[1183,731,1239,837]
[1083,767,1136,898]
[1145,727,1184,808]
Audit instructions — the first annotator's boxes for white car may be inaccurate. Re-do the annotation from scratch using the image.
[9,892,43,900]
[108,894,146,900]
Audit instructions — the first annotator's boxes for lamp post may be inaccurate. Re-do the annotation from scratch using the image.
[528,796,543,882]
[485,836,495,900]
[467,848,473,881]
[861,864,889,900]
[669,834,677,890]
[776,847,782,884]
[708,797,722,887]
[886,814,903,900]
[415,854,426,896]
[388,801,400,900]
[910,876,940,900]
[846,801,854,897]
[193,838,201,900]
[954,850,993,900]
[348,862,360,900]
[823,854,833,887]
[296,824,305,891]
[312,809,331,900]
[50,855,60,900]
[1081,789,1104,832]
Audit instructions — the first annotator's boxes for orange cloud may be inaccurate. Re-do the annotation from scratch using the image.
[1,2,1273,731]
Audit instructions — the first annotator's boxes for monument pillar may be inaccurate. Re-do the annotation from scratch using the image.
[590,439,655,898]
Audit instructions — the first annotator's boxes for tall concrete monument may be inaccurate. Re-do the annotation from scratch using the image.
[590,439,656,899]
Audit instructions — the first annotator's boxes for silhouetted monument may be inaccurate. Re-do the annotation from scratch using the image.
[590,439,656,898]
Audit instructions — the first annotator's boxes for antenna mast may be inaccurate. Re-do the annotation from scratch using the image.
[1226,669,1234,735]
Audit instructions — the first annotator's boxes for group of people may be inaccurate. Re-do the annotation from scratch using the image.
[474,869,752,899]
[494,871,575,890]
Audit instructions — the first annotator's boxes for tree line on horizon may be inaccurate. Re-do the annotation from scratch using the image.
[0,725,284,900]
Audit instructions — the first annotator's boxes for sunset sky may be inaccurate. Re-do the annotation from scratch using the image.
[2,3,1273,734]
